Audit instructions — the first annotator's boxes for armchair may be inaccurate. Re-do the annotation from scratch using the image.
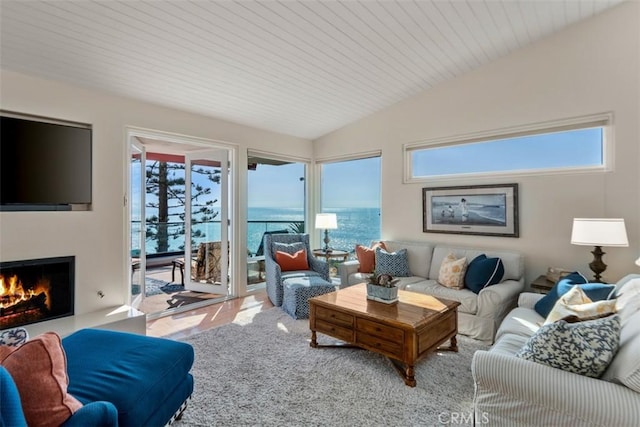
[251,229,289,282]
[264,233,330,306]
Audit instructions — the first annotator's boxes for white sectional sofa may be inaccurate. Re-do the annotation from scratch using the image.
[338,240,525,343]
[472,274,640,426]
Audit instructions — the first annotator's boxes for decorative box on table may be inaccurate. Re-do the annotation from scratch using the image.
[366,274,399,304]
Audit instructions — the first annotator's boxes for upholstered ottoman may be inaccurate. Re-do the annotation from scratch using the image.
[282,276,335,319]
[62,329,194,427]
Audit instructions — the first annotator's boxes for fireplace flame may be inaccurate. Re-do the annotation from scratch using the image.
[0,274,51,310]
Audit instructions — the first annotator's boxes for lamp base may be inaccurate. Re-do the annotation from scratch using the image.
[322,229,332,253]
[589,245,607,282]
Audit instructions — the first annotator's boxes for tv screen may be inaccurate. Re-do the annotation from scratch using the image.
[0,114,92,208]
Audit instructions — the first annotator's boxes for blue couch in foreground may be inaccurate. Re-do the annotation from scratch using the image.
[1,328,194,427]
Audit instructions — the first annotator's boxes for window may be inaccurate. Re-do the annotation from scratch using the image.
[405,113,612,181]
[319,154,381,255]
[246,152,308,287]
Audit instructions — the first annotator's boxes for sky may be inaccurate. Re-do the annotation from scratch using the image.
[247,156,381,209]
[412,128,603,176]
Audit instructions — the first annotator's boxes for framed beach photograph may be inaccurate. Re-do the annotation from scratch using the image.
[422,184,519,237]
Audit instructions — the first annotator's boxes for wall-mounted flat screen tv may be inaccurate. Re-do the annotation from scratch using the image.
[0,113,92,210]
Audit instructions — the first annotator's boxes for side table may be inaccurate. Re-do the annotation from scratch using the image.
[311,249,349,263]
[530,275,555,294]
[311,249,349,280]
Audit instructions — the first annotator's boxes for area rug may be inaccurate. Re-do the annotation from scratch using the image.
[133,278,184,297]
[175,307,489,426]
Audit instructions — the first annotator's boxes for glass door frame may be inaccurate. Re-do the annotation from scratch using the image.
[184,149,229,295]
[129,139,146,307]
[125,126,238,313]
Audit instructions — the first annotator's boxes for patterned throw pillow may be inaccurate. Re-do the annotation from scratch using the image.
[272,242,305,257]
[0,327,29,347]
[438,253,468,290]
[516,315,621,378]
[544,286,617,325]
[375,248,410,277]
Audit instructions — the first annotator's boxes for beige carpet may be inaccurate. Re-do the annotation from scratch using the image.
[175,307,489,426]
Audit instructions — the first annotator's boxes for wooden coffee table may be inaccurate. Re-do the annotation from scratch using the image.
[309,283,460,387]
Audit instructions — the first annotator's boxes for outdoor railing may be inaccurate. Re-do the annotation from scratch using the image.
[131,220,304,257]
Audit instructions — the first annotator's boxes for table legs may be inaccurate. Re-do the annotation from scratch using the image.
[437,335,458,352]
[389,359,416,387]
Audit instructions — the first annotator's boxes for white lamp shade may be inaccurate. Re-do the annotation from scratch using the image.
[636,257,640,267]
[570,218,629,247]
[315,213,337,230]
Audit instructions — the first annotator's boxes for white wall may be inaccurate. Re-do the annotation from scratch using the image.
[0,70,312,315]
[314,1,640,284]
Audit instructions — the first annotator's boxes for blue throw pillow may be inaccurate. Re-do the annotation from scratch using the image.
[375,248,411,277]
[534,272,593,317]
[559,281,615,301]
[464,254,505,294]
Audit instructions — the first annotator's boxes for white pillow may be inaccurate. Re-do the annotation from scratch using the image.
[544,285,617,325]
[438,253,467,290]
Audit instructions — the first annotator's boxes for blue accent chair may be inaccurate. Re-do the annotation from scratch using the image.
[1,329,194,427]
[264,233,330,306]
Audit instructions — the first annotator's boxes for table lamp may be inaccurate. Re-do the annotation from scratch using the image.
[571,218,629,282]
[315,213,337,253]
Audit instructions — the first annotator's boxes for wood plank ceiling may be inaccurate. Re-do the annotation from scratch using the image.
[0,0,624,139]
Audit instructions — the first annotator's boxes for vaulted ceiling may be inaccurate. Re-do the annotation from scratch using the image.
[0,0,624,139]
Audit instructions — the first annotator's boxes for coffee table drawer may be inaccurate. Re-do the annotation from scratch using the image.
[315,306,354,328]
[356,318,404,344]
[356,332,403,359]
[418,310,457,354]
[316,319,354,342]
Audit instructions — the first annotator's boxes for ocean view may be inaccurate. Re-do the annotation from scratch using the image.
[247,207,381,255]
[138,207,381,257]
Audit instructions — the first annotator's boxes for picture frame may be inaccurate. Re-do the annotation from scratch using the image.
[422,184,519,237]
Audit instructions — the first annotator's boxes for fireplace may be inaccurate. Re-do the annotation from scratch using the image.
[0,256,74,330]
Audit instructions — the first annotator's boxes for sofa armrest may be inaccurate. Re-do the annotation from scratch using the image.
[476,279,525,320]
[338,260,360,288]
[472,350,640,426]
[0,366,27,427]
[518,292,544,309]
[61,402,118,427]
[308,256,330,281]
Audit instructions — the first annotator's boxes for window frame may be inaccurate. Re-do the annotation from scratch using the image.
[315,150,382,253]
[403,113,614,183]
